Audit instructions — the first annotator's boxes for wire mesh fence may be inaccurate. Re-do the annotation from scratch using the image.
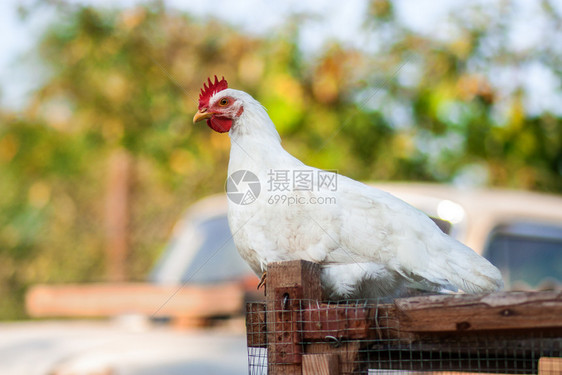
[247,299,562,375]
[245,260,562,375]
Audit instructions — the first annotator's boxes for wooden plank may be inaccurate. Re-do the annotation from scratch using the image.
[26,282,244,318]
[250,291,562,345]
[301,302,373,341]
[248,301,384,344]
[394,291,562,332]
[539,357,562,375]
[302,354,339,375]
[308,342,368,375]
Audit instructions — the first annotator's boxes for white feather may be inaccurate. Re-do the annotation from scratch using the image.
[212,88,503,299]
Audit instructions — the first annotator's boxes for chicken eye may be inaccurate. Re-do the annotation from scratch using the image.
[219,98,229,106]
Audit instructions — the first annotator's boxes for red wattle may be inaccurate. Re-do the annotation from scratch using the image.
[207,117,232,133]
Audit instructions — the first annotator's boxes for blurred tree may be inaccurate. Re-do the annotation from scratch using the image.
[0,0,560,319]
[0,2,271,318]
[345,0,562,191]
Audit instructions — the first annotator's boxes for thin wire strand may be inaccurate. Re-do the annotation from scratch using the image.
[150,211,258,318]
[148,55,191,95]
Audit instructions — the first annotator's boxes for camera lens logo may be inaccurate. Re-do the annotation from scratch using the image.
[226,170,261,205]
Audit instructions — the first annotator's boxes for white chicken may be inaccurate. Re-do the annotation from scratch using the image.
[193,76,503,299]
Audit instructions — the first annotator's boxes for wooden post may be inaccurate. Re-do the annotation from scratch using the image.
[105,149,132,282]
[266,260,323,375]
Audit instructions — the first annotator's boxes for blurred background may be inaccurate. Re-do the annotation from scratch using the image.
[2,0,562,320]
[1,0,561,352]
[1,0,562,373]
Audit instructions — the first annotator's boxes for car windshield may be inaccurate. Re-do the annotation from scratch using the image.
[151,214,253,284]
[484,221,562,290]
[180,215,252,283]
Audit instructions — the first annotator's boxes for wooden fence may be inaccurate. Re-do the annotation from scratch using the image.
[245,260,562,375]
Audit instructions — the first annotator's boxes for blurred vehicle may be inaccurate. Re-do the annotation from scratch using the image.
[150,183,562,292]
[27,183,562,322]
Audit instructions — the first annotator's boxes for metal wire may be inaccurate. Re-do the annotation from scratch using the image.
[246,298,562,375]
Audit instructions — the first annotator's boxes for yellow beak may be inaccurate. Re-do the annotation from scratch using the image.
[193,110,213,123]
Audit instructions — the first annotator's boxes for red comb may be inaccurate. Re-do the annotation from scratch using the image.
[198,75,228,109]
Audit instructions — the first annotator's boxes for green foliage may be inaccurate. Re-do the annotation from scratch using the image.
[0,1,561,319]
